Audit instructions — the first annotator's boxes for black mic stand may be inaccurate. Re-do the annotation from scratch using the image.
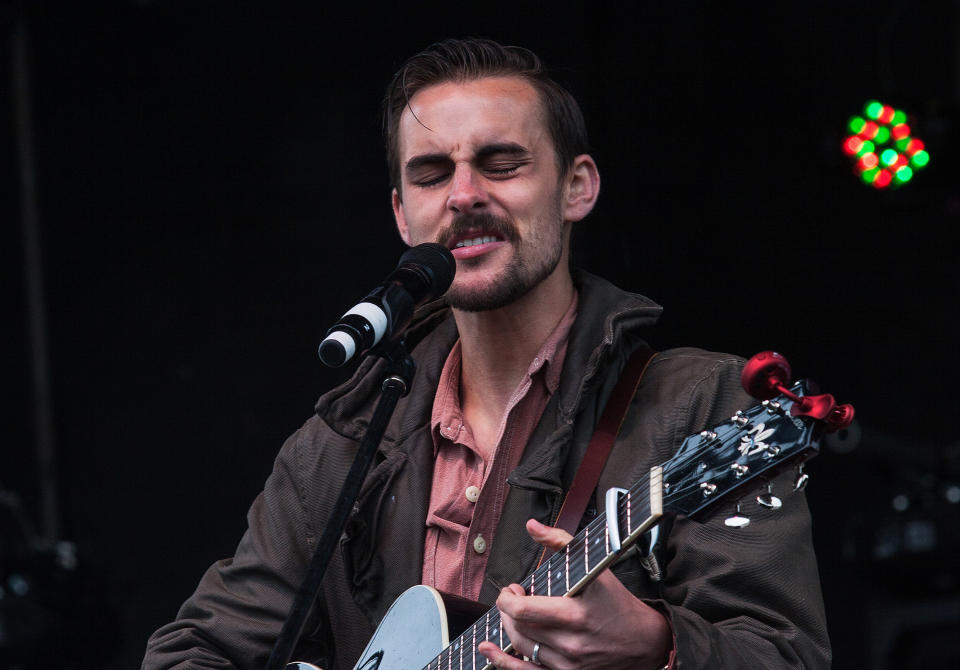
[264,340,416,670]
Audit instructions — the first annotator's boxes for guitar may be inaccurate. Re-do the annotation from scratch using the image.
[290,352,853,670]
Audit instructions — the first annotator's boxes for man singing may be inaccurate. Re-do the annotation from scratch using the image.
[143,38,830,670]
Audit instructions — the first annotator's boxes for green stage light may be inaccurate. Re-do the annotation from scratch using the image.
[894,166,913,184]
[843,100,929,189]
[848,116,866,134]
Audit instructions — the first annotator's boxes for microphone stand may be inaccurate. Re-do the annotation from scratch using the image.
[264,340,416,670]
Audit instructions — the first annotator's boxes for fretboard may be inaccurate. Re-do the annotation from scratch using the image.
[421,467,664,670]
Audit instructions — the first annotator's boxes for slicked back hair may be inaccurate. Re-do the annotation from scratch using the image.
[383,38,590,197]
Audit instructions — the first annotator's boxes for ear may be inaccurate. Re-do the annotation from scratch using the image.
[561,154,600,223]
[392,188,412,245]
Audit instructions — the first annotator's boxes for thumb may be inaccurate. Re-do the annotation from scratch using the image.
[526,518,573,550]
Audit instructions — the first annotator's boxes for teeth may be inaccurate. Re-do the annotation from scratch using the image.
[455,236,499,248]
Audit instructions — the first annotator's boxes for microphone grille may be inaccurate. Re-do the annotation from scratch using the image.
[398,243,456,294]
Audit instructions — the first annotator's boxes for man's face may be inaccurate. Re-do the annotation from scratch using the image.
[391,76,568,312]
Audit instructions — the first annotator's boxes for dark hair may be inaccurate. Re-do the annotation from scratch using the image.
[383,38,590,194]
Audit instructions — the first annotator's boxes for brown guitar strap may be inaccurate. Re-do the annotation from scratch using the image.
[538,344,658,566]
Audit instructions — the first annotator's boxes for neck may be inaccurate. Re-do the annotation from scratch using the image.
[452,265,575,425]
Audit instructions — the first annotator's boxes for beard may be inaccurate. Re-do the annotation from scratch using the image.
[442,208,565,313]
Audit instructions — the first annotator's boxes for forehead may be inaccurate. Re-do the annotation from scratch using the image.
[397,76,548,158]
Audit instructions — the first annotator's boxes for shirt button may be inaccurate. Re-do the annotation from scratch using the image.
[473,535,487,554]
[465,485,480,503]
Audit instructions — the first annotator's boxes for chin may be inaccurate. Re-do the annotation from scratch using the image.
[445,278,533,312]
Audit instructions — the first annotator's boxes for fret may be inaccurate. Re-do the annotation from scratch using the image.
[584,525,590,574]
[564,544,570,592]
[626,489,632,536]
[472,624,476,670]
[530,568,535,595]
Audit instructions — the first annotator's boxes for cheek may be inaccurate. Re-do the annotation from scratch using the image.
[409,222,444,247]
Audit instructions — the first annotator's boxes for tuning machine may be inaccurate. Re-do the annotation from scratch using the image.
[756,483,782,510]
[724,501,750,528]
[740,351,855,433]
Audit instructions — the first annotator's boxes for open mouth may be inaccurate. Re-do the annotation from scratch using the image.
[453,235,503,249]
[445,230,509,260]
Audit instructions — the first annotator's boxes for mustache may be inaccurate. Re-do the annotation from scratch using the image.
[438,213,520,248]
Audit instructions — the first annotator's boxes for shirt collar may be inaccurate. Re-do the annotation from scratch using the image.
[430,291,579,451]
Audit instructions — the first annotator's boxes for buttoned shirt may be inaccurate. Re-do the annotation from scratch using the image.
[422,294,579,600]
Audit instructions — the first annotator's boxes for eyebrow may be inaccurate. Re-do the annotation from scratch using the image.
[405,153,451,172]
[476,142,531,160]
[404,142,532,172]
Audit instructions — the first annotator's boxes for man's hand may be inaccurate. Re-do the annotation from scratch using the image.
[477,519,672,670]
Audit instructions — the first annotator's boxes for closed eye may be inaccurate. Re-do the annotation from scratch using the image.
[413,172,451,187]
[483,161,528,177]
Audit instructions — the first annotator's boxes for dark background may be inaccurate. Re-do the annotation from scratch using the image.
[3,1,959,668]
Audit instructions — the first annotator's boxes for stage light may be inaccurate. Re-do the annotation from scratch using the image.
[843,100,929,189]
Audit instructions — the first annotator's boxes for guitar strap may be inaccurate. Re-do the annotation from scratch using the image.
[538,344,658,566]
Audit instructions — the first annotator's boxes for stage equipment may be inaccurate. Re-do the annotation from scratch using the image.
[842,100,930,189]
[318,243,455,367]
[266,244,456,669]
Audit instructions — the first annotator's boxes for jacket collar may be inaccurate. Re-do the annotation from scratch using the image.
[315,270,663,446]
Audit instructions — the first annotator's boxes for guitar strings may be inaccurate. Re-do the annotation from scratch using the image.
[425,432,737,670]
[433,476,665,669]
[429,401,801,669]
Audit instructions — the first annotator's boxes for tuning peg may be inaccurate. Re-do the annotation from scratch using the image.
[825,402,855,433]
[725,501,750,528]
[762,399,783,414]
[742,352,857,430]
[794,464,810,491]
[757,484,782,510]
[741,351,792,400]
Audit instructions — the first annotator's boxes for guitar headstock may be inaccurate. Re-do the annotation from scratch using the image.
[662,380,823,520]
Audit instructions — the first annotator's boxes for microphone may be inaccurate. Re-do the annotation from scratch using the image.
[318,243,456,367]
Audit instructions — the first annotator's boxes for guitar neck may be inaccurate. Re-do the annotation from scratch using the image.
[422,468,665,670]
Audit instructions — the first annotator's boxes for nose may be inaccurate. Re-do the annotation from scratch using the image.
[446,164,487,214]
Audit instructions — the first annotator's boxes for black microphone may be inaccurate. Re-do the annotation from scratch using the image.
[318,243,456,367]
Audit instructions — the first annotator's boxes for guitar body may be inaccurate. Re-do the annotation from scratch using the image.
[289,585,450,670]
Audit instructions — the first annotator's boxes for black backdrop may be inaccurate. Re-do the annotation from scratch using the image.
[3,1,959,668]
